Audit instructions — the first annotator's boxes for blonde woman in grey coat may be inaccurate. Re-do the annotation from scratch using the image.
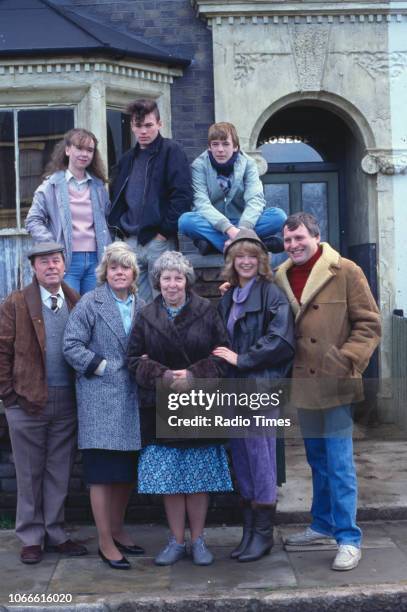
[63,242,143,570]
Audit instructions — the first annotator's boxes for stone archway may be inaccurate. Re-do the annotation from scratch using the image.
[253,97,378,259]
[255,98,381,407]
[250,91,376,153]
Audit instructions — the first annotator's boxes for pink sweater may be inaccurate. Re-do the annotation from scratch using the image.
[69,184,97,252]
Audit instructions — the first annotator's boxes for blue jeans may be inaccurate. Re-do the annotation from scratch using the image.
[178,208,287,252]
[298,405,362,547]
[125,235,176,303]
[63,251,98,295]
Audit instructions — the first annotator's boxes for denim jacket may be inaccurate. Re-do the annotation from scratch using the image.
[26,171,111,269]
[191,150,266,233]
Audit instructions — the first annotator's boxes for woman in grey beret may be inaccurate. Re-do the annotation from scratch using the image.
[215,229,295,563]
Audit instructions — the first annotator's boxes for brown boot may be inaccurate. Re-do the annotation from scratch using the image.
[20,545,43,564]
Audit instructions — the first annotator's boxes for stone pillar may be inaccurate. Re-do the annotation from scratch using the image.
[389,19,407,314]
[77,80,108,172]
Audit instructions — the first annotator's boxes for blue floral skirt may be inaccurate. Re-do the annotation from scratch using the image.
[138,444,233,494]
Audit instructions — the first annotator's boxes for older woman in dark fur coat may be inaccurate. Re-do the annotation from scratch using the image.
[127,251,232,567]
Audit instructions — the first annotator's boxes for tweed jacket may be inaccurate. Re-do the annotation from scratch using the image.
[191,150,266,233]
[63,283,142,451]
[26,171,111,270]
[274,242,381,409]
[0,277,79,414]
[127,291,230,446]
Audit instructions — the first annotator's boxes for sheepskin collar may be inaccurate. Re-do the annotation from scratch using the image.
[274,242,341,321]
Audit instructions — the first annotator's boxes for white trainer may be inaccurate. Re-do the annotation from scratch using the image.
[284,526,335,547]
[332,544,362,571]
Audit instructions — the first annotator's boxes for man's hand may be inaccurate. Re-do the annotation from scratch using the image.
[226,226,240,240]
[212,346,238,366]
[224,227,240,252]
[219,281,231,296]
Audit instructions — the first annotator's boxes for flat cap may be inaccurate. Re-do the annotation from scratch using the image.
[27,242,65,260]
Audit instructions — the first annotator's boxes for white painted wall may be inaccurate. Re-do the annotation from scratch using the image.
[389,8,407,314]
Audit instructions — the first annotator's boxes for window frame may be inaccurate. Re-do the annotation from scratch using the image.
[0,55,181,237]
[0,104,75,235]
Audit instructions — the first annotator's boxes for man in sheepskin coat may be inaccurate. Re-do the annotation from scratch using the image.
[274,212,381,572]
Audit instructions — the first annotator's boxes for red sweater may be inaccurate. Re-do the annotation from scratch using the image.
[287,247,322,304]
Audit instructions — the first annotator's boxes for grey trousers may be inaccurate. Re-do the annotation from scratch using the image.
[124,235,176,303]
[5,387,77,546]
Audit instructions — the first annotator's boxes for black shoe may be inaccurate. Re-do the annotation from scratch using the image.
[98,548,131,570]
[238,505,276,562]
[230,506,254,559]
[113,538,145,556]
[262,236,285,254]
[193,238,218,255]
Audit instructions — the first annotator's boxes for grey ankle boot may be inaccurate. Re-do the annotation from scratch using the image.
[191,535,214,566]
[154,536,186,566]
[230,506,254,559]
[238,505,276,563]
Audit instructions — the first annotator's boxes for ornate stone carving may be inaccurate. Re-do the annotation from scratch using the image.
[290,24,330,90]
[355,52,407,79]
[371,109,391,133]
[362,153,407,175]
[234,51,273,82]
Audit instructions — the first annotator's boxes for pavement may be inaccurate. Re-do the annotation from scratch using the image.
[0,424,406,611]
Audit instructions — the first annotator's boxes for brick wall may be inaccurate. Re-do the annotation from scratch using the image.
[58,0,215,162]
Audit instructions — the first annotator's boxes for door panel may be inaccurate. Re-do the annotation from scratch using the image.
[262,172,339,250]
[263,183,290,215]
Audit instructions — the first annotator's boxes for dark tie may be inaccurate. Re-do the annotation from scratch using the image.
[50,295,58,311]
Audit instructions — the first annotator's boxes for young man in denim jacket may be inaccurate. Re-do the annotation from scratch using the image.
[179,122,286,255]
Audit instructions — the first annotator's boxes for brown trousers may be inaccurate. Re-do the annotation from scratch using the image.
[6,387,77,546]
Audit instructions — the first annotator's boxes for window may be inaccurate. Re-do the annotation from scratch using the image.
[0,108,74,230]
[260,140,323,164]
[106,110,132,172]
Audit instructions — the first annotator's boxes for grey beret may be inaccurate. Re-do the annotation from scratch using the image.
[223,228,268,257]
[27,242,65,260]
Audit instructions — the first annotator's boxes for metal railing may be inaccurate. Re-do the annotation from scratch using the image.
[392,311,407,431]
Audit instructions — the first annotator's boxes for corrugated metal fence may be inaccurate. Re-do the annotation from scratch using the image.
[392,312,407,431]
[0,234,33,302]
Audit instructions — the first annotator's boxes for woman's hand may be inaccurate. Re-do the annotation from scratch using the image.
[212,346,238,366]
[170,370,190,392]
[172,369,188,379]
[219,281,231,296]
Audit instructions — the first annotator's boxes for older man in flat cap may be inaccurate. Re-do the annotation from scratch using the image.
[0,242,88,564]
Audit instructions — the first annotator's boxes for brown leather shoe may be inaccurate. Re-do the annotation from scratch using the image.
[45,539,88,556]
[20,545,43,564]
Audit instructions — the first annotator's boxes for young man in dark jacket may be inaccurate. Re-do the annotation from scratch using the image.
[108,99,192,302]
